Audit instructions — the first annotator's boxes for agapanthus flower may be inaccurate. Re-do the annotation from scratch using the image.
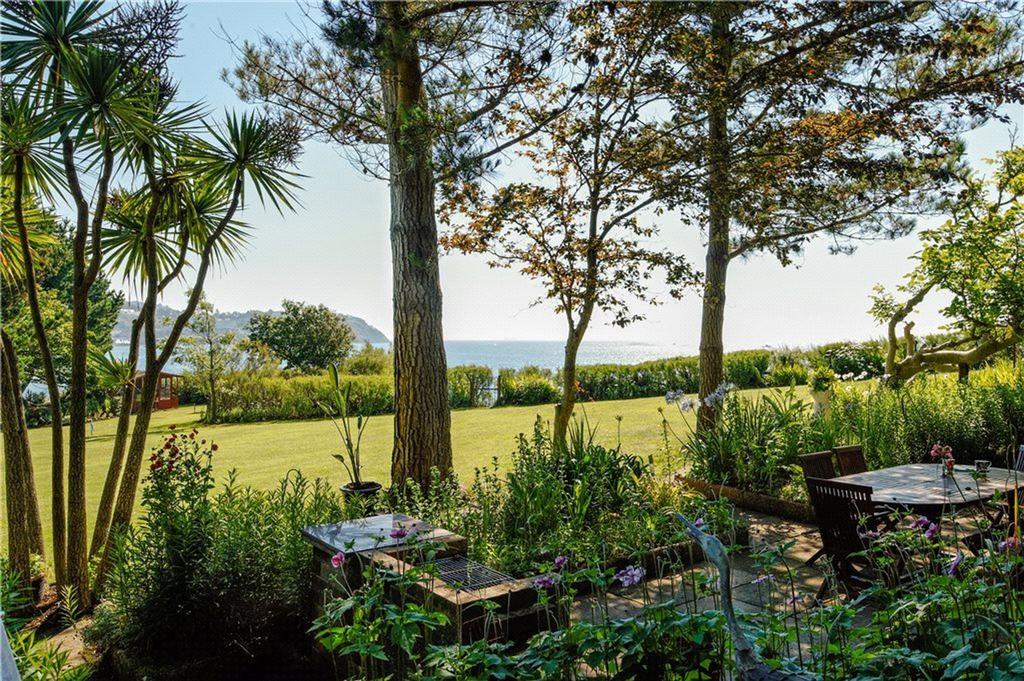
[533,574,557,589]
[553,555,568,570]
[615,565,646,587]
[331,551,345,568]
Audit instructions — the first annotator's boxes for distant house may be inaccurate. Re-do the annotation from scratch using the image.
[131,371,180,413]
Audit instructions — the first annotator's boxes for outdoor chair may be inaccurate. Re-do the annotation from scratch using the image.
[1014,446,1024,473]
[834,445,868,476]
[798,451,836,481]
[805,477,888,599]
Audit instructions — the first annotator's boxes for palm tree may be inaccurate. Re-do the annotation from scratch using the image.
[94,110,299,589]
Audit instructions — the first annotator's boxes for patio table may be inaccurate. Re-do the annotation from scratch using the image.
[835,463,1024,519]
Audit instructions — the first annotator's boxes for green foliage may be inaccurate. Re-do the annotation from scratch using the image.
[810,365,837,393]
[89,431,343,660]
[448,365,494,408]
[680,389,836,497]
[345,343,391,375]
[497,366,560,406]
[830,364,1024,468]
[248,300,355,373]
[724,350,771,389]
[216,371,394,422]
[389,418,742,576]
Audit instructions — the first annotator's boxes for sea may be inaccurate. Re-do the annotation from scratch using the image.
[115,340,694,374]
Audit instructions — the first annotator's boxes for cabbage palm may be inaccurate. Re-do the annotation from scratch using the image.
[97,111,299,586]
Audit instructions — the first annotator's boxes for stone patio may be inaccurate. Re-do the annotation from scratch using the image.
[572,510,828,624]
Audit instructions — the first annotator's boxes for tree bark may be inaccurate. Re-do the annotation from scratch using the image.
[697,4,734,434]
[553,330,584,444]
[381,1,454,490]
[3,335,37,588]
[1,331,44,559]
[89,317,141,558]
[12,156,67,585]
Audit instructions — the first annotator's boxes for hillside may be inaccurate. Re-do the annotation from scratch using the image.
[114,302,389,345]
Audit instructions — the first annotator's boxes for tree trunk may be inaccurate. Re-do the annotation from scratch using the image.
[697,4,734,434]
[2,331,44,559]
[3,337,35,587]
[12,156,67,585]
[553,331,584,445]
[382,1,453,490]
[90,319,141,558]
[66,274,91,601]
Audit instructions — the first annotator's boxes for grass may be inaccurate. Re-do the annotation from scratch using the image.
[7,384,814,552]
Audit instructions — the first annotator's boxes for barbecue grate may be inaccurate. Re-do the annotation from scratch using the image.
[426,555,514,592]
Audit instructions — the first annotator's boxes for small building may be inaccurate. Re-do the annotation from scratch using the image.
[131,371,181,413]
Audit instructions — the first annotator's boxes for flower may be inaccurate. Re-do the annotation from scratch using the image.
[666,391,698,412]
[389,527,409,540]
[999,536,1021,552]
[331,551,345,568]
[752,574,774,585]
[615,565,646,587]
[553,555,568,570]
[693,517,705,530]
[924,523,939,540]
[930,443,953,461]
[911,515,930,529]
[533,574,557,589]
[947,552,963,577]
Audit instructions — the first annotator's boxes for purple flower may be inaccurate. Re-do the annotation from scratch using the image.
[615,565,646,587]
[330,551,345,569]
[533,574,557,589]
[859,529,880,541]
[693,518,705,530]
[999,536,1021,552]
[924,523,939,540]
[911,515,930,529]
[786,595,801,607]
[553,555,568,571]
[389,527,409,540]
[947,552,963,577]
[752,574,774,585]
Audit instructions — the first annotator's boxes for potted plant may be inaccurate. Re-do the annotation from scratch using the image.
[320,365,381,500]
[809,365,835,416]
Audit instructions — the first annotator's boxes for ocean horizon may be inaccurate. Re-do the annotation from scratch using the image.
[116,339,696,374]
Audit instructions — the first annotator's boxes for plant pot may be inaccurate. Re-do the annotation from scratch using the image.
[811,390,831,417]
[341,480,382,502]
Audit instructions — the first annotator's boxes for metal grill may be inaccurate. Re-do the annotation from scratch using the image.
[426,555,514,592]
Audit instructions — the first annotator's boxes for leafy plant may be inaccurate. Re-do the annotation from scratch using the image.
[319,364,370,487]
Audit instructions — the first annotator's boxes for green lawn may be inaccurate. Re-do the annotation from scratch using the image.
[7,385,813,552]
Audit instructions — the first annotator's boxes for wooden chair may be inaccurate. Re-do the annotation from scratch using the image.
[805,477,883,598]
[834,445,868,476]
[798,451,836,480]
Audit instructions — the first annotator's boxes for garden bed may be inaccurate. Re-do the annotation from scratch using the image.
[678,476,815,524]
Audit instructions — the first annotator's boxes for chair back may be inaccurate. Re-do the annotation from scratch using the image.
[1014,445,1024,473]
[799,451,836,480]
[834,445,868,476]
[805,477,875,557]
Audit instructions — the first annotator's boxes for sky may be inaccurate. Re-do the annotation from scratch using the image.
[133,1,1023,351]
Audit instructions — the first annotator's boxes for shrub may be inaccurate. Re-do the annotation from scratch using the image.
[448,365,494,408]
[723,350,771,388]
[345,343,391,375]
[90,431,344,662]
[496,367,560,406]
[816,340,885,377]
[575,357,701,401]
[216,371,394,422]
[765,361,808,387]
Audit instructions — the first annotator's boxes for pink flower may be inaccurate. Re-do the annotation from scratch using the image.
[930,443,953,461]
[553,555,568,570]
[331,551,345,568]
[389,527,409,540]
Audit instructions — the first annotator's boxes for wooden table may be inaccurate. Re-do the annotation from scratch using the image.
[835,463,1024,518]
